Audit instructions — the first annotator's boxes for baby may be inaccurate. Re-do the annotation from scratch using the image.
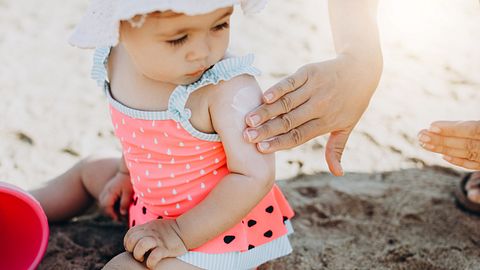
[33,1,294,269]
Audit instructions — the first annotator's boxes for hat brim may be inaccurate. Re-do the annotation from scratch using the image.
[69,0,267,49]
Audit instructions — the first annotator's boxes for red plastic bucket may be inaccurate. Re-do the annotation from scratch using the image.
[0,182,49,270]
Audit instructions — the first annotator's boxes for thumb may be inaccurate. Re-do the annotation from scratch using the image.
[325,129,351,176]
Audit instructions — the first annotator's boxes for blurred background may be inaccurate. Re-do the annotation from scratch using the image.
[0,0,479,188]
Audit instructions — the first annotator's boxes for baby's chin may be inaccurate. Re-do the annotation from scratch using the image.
[178,74,205,85]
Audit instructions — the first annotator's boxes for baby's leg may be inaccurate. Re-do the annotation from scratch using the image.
[102,252,202,270]
[31,153,120,222]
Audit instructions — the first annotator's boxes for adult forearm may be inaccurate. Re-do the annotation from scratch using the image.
[176,173,274,249]
[328,0,382,65]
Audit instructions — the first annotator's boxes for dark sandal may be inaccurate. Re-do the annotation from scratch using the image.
[454,173,480,216]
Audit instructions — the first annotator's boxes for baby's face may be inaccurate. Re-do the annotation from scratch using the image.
[120,7,233,85]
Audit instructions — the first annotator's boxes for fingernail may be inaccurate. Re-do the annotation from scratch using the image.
[120,209,126,215]
[443,156,452,161]
[264,92,274,102]
[245,129,258,141]
[423,143,434,150]
[249,115,261,127]
[429,126,441,133]
[258,142,270,151]
[419,134,431,142]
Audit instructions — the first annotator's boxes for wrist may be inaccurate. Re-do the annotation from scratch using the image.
[336,51,383,89]
[172,218,191,250]
[118,156,130,175]
[338,47,383,71]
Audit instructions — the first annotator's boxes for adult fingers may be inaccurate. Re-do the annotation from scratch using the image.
[325,129,352,176]
[146,247,167,269]
[132,236,157,262]
[244,98,319,143]
[419,130,480,161]
[430,120,480,140]
[246,85,311,129]
[120,188,133,216]
[443,156,480,170]
[263,67,309,104]
[420,143,480,162]
[246,69,308,128]
[256,118,330,153]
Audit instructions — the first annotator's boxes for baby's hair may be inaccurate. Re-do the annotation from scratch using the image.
[128,14,147,28]
[127,11,165,28]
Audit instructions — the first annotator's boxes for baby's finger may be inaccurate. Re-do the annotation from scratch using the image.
[120,189,133,216]
[430,121,480,140]
[421,143,480,162]
[443,156,480,170]
[133,236,157,262]
[124,228,145,252]
[99,191,118,221]
[146,247,167,269]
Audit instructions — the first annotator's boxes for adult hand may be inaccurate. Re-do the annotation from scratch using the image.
[243,55,382,176]
[418,121,480,170]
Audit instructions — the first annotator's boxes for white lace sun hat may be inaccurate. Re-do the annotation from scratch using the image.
[69,0,268,49]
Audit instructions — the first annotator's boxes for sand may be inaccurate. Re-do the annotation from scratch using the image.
[1,0,480,269]
[38,168,480,270]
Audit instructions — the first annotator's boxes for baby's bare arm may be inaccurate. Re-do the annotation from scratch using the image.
[176,75,275,249]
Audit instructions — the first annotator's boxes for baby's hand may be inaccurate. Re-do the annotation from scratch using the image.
[124,219,188,269]
[99,171,133,221]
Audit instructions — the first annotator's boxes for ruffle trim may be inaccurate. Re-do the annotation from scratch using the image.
[178,221,294,270]
[92,47,260,142]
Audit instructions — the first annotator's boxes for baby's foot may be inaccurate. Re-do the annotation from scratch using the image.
[465,172,480,204]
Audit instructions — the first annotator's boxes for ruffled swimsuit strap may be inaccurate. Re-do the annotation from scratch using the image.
[165,54,261,140]
[168,54,261,113]
[91,46,111,89]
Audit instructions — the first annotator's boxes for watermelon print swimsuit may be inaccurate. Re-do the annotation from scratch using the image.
[92,47,295,270]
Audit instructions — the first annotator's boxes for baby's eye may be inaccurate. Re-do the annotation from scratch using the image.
[212,22,229,32]
[167,35,188,47]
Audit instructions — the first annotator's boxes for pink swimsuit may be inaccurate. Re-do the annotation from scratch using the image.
[93,47,294,269]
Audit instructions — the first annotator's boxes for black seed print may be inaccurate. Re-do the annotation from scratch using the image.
[157,216,163,219]
[132,220,136,227]
[263,230,273,238]
[133,197,138,206]
[247,220,257,227]
[265,205,274,213]
[248,244,255,250]
[142,207,147,215]
[283,216,288,224]
[223,235,236,244]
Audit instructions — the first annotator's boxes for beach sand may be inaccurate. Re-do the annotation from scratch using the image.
[1,0,479,269]
[39,168,480,270]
